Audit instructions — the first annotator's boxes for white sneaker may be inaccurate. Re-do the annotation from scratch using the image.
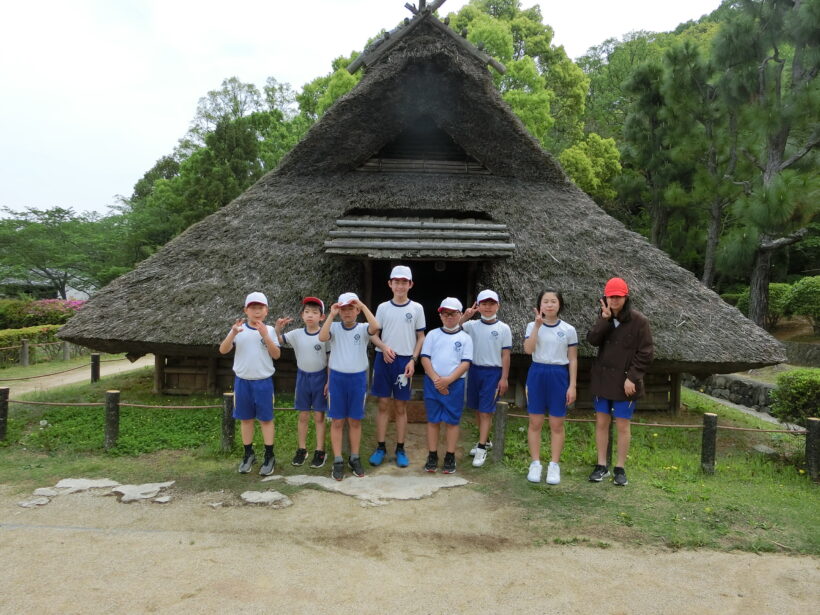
[546,461,561,485]
[527,460,542,483]
[469,441,493,456]
[472,447,488,467]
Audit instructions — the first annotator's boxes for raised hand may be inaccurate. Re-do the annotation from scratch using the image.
[599,298,612,320]
[275,316,293,333]
[230,318,245,334]
[463,302,479,320]
[532,307,544,327]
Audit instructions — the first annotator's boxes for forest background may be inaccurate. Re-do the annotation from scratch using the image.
[1,0,817,329]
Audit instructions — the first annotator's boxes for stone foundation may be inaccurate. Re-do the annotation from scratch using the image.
[683,373,776,415]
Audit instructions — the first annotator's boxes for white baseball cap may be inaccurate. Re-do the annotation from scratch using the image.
[244,292,268,307]
[438,297,463,312]
[337,292,359,306]
[389,265,412,281]
[476,289,500,303]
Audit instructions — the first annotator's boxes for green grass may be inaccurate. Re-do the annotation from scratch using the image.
[1,371,817,554]
[0,352,124,381]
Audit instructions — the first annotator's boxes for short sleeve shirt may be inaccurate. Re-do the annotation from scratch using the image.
[327,322,371,374]
[374,300,426,356]
[462,319,512,367]
[282,327,329,372]
[524,320,578,365]
[420,327,473,379]
[232,324,280,379]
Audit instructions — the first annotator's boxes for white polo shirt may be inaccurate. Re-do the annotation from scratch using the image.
[462,319,512,367]
[231,324,279,380]
[327,322,371,374]
[374,299,426,356]
[282,327,329,373]
[420,327,473,378]
[524,320,578,365]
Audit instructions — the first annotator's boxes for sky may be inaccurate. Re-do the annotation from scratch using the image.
[0,0,724,217]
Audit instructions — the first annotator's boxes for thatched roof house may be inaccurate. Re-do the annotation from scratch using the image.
[59,4,784,404]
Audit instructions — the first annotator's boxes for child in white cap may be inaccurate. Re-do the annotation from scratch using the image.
[218,291,281,476]
[419,297,473,474]
[318,292,379,480]
[460,289,512,468]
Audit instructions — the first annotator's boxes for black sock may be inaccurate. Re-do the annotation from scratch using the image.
[243,444,254,458]
[395,443,405,452]
[444,452,455,462]
[264,444,274,459]
[378,441,387,451]
[478,443,486,450]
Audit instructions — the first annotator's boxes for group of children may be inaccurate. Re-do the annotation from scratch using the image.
[220,267,653,486]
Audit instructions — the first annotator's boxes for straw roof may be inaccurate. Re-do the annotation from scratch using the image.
[59,14,785,374]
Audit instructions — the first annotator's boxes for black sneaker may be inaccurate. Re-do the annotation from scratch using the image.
[310,450,327,468]
[291,448,307,466]
[349,456,365,478]
[613,466,628,486]
[588,464,610,482]
[442,454,456,474]
[238,453,255,474]
[332,460,344,481]
[424,452,438,473]
[259,453,275,476]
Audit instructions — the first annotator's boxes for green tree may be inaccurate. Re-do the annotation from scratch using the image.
[558,133,621,201]
[712,0,819,326]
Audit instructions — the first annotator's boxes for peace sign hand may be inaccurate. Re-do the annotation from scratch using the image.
[599,298,611,320]
[230,318,245,335]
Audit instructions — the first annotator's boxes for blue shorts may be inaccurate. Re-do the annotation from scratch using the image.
[525,363,569,417]
[423,376,465,426]
[328,369,367,420]
[466,365,502,413]
[593,396,636,420]
[295,368,328,412]
[233,377,274,421]
[371,353,413,400]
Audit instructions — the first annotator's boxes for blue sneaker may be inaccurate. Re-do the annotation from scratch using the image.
[395,449,409,468]
[368,447,386,466]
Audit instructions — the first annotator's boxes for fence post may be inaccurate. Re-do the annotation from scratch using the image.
[492,401,508,462]
[104,390,120,450]
[806,417,819,482]
[0,387,8,442]
[701,412,718,474]
[91,353,100,383]
[20,339,29,367]
[62,341,70,361]
[221,393,235,452]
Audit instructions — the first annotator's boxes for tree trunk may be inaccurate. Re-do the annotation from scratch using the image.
[701,198,723,288]
[748,247,770,328]
[650,201,669,248]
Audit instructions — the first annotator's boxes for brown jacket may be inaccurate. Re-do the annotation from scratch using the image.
[586,308,654,401]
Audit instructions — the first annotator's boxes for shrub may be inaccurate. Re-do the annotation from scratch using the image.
[0,299,30,329]
[720,293,742,307]
[23,299,86,325]
[785,276,820,335]
[0,325,63,366]
[770,368,820,428]
[735,283,791,329]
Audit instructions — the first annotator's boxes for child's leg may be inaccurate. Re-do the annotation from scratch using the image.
[347,418,362,455]
[393,399,408,443]
[313,411,326,451]
[478,412,493,445]
[426,421,441,453]
[240,419,256,445]
[595,411,612,466]
[527,413,545,461]
[297,411,310,450]
[615,417,631,468]
[259,420,274,446]
[375,397,391,443]
[330,418,345,458]
[445,422,460,454]
[548,415,565,463]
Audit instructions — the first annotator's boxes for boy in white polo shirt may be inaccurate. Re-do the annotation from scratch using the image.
[460,289,512,468]
[420,297,473,474]
[368,265,426,468]
[319,292,379,481]
[218,291,281,476]
[275,297,330,469]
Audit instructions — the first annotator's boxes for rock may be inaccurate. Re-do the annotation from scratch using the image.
[32,487,59,497]
[18,496,50,508]
[207,502,224,509]
[112,481,175,503]
[240,490,293,508]
[284,474,469,506]
[153,496,172,504]
[752,444,778,459]
[54,478,120,494]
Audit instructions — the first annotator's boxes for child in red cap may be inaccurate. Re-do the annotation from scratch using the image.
[586,277,654,486]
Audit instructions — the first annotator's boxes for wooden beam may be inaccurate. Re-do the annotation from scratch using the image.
[335,219,508,231]
[347,13,427,73]
[427,17,507,74]
[328,229,511,240]
[324,240,516,251]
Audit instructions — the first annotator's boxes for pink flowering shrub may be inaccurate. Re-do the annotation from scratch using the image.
[24,299,86,325]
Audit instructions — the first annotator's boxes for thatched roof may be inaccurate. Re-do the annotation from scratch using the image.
[59,13,785,374]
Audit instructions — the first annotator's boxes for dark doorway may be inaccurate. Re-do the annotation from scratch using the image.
[370,260,476,330]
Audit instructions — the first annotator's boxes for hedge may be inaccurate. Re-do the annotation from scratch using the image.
[770,368,820,428]
[0,325,63,367]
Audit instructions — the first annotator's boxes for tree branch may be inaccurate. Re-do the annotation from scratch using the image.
[779,127,820,171]
[760,228,809,253]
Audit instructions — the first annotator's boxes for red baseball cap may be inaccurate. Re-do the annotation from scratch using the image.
[604,277,629,297]
[301,297,324,313]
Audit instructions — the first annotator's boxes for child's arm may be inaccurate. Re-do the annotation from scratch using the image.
[370,332,396,363]
[498,348,511,396]
[404,330,425,378]
[459,302,478,325]
[523,309,543,355]
[257,324,281,360]
[437,360,471,390]
[586,299,612,347]
[566,345,578,405]
[218,318,244,354]
[274,317,293,346]
[420,356,438,382]
[318,305,338,342]
[355,300,380,336]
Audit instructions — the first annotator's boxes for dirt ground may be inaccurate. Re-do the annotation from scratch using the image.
[2,357,819,614]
